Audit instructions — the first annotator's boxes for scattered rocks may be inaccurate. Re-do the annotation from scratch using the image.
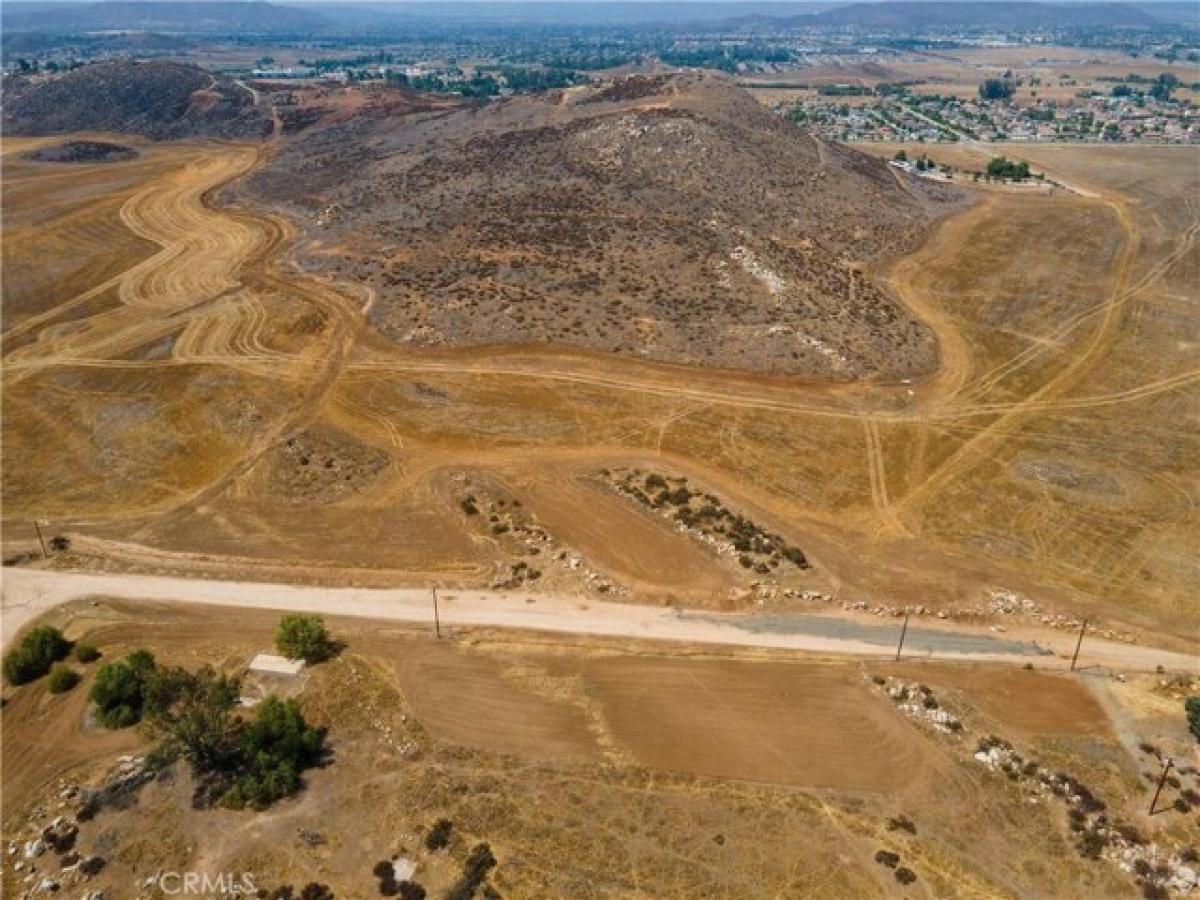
[877,678,963,734]
[453,480,628,597]
[600,467,809,592]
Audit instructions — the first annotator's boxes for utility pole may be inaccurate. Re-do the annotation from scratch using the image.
[1069,619,1088,672]
[895,611,910,662]
[1149,757,1173,815]
[33,520,48,558]
[432,586,441,639]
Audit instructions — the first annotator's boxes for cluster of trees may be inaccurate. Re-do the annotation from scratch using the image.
[407,72,500,98]
[979,78,1016,101]
[3,624,72,685]
[817,83,871,97]
[893,149,944,172]
[1110,73,1180,102]
[656,42,792,73]
[396,67,584,98]
[90,650,327,809]
[1149,73,1180,102]
[3,625,102,693]
[985,156,1033,181]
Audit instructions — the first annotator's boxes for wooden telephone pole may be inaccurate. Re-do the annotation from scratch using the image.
[1069,619,1088,672]
[33,521,48,558]
[895,611,911,661]
[1149,757,1173,815]
[432,587,441,639]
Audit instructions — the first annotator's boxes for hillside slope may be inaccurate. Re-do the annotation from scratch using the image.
[247,73,965,379]
[1,60,271,141]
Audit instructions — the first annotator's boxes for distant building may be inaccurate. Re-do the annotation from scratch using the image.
[250,67,315,79]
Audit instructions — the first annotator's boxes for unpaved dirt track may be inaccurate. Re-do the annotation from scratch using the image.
[4,568,1197,673]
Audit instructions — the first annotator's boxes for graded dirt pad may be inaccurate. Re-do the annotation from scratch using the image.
[500,466,740,605]
[572,657,935,791]
[389,640,600,763]
[897,664,1115,738]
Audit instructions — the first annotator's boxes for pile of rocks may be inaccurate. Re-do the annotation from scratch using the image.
[973,736,1197,896]
[458,487,628,597]
[6,812,106,898]
[875,677,964,735]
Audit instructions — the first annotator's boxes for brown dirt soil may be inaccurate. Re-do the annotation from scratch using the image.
[499,465,741,606]
[914,665,1116,738]
[391,640,600,763]
[567,656,941,791]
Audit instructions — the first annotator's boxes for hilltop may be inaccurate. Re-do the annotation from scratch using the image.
[246,73,965,379]
[1,60,271,141]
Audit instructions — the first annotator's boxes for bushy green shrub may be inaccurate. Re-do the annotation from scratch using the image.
[424,818,453,851]
[3,625,72,685]
[47,664,81,694]
[1186,696,1200,742]
[74,644,102,663]
[446,843,497,900]
[90,650,157,728]
[274,615,334,664]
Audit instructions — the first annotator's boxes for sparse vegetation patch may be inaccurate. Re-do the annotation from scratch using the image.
[598,467,810,586]
[3,625,73,686]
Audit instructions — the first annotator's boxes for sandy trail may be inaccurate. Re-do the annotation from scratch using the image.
[3,568,1196,673]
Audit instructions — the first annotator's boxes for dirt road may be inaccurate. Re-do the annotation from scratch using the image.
[3,568,1195,673]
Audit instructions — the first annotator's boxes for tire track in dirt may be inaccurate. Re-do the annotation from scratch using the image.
[889,195,1147,520]
[863,418,910,538]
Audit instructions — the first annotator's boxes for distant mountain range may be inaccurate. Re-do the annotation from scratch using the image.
[0,0,1193,34]
[808,1,1161,28]
[1,0,329,33]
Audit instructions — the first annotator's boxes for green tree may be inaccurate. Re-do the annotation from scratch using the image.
[145,665,244,772]
[275,615,334,664]
[90,650,157,728]
[1149,73,1179,102]
[3,625,73,685]
[1187,696,1200,741]
[979,78,1015,101]
[223,697,326,809]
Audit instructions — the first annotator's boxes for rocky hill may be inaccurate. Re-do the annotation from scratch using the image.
[1,60,271,141]
[246,73,966,379]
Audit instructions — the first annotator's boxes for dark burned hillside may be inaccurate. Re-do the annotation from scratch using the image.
[249,73,966,378]
[2,60,270,141]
